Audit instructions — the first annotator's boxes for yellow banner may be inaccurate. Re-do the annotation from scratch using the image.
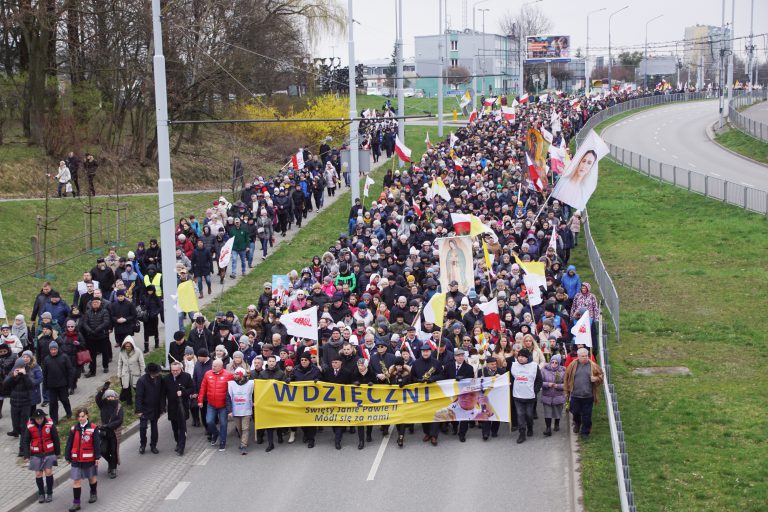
[252,374,511,428]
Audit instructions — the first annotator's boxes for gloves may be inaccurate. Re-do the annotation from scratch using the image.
[368,382,373,386]
[353,381,360,386]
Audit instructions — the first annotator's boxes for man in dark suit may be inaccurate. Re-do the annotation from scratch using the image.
[322,355,351,450]
[162,361,195,456]
[443,349,476,441]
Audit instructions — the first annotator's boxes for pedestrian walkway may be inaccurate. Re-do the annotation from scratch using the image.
[0,155,384,512]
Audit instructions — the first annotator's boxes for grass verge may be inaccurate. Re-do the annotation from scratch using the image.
[578,156,768,512]
[714,127,768,164]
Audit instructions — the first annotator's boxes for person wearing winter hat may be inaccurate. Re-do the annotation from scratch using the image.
[135,362,163,454]
[41,340,73,425]
[95,383,123,478]
[510,348,543,444]
[21,408,60,503]
[226,350,248,374]
[541,353,566,437]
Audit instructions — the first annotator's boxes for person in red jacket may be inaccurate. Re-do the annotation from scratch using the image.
[65,407,101,511]
[22,409,60,503]
[198,358,233,451]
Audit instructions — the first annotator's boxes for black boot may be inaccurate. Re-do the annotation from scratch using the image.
[554,419,561,432]
[516,430,526,444]
[543,418,552,437]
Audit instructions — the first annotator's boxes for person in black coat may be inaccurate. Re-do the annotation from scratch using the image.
[168,331,188,367]
[368,340,395,382]
[135,363,164,454]
[109,290,137,348]
[79,297,112,376]
[41,342,73,424]
[187,316,212,356]
[443,349,476,441]
[162,361,195,456]
[191,349,212,431]
[322,355,351,450]
[350,358,378,449]
[95,384,124,478]
[480,357,506,440]
[4,358,33,445]
[409,346,444,445]
[190,239,213,297]
[290,353,322,448]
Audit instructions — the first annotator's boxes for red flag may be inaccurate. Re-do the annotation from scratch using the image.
[526,153,544,192]
[291,150,304,170]
[453,158,464,172]
[394,135,412,163]
[450,213,471,235]
[468,109,478,124]
[519,94,529,104]
[412,199,423,217]
[478,298,501,331]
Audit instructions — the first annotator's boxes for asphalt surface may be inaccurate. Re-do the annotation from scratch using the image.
[19,416,578,512]
[601,100,768,191]
[741,100,768,125]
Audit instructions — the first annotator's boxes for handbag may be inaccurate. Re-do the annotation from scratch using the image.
[65,182,73,193]
[135,304,149,323]
[134,320,142,333]
[76,350,92,367]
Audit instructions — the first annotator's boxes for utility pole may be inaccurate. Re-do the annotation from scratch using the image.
[725,0,735,117]
[747,0,755,86]
[644,15,663,91]
[480,8,490,95]
[437,0,444,137]
[719,0,726,128]
[586,8,607,91]
[348,0,360,202]
[608,6,629,92]
[150,0,179,360]
[396,0,405,167]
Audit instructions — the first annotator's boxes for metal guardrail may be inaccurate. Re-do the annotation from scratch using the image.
[582,212,621,342]
[728,90,768,142]
[597,316,636,512]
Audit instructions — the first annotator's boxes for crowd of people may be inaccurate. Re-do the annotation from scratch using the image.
[0,88,680,511]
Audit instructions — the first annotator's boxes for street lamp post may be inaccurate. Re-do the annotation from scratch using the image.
[608,5,629,92]
[586,8,606,91]
[644,14,663,91]
[480,8,490,95]
[517,0,543,99]
[472,0,489,32]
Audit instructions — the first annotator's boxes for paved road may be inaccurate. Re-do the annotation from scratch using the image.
[19,418,578,512]
[602,100,768,191]
[742,100,768,124]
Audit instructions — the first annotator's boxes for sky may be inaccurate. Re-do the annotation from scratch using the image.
[315,0,768,65]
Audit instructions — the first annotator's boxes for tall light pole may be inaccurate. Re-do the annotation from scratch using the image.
[586,8,606,90]
[480,8,490,95]
[608,5,629,91]
[517,0,543,99]
[472,0,489,32]
[150,0,179,363]
[437,0,444,137]
[348,0,360,201]
[643,14,663,91]
[396,0,404,166]
[725,0,734,115]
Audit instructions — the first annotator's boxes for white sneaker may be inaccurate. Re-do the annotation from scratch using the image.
[288,432,296,444]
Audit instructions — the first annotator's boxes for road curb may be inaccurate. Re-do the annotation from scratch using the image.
[706,121,768,169]
[568,414,586,512]
[7,419,141,512]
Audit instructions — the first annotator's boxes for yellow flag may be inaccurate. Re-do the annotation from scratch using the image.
[482,239,493,271]
[177,280,199,313]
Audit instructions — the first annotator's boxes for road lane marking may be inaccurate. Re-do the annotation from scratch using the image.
[742,182,754,187]
[661,147,667,152]
[366,432,392,481]
[710,172,721,177]
[165,482,191,500]
[672,155,679,159]
[688,163,697,168]
[193,449,215,466]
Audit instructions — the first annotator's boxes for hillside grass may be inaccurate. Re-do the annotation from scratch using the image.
[578,156,768,512]
[715,127,768,164]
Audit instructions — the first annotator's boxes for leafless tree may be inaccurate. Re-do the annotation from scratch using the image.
[500,4,553,40]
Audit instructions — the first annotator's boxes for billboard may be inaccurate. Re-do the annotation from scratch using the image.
[526,35,571,63]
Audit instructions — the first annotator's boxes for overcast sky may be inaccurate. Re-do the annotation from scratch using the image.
[316,0,767,64]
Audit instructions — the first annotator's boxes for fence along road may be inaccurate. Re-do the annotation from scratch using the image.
[730,92,768,142]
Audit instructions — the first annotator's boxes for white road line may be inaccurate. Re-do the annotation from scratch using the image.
[366,432,392,481]
[710,172,721,177]
[661,147,667,152]
[193,448,215,466]
[688,163,697,168]
[741,182,754,187]
[672,155,679,159]
[165,482,191,500]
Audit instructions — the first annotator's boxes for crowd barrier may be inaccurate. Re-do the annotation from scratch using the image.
[728,90,768,143]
